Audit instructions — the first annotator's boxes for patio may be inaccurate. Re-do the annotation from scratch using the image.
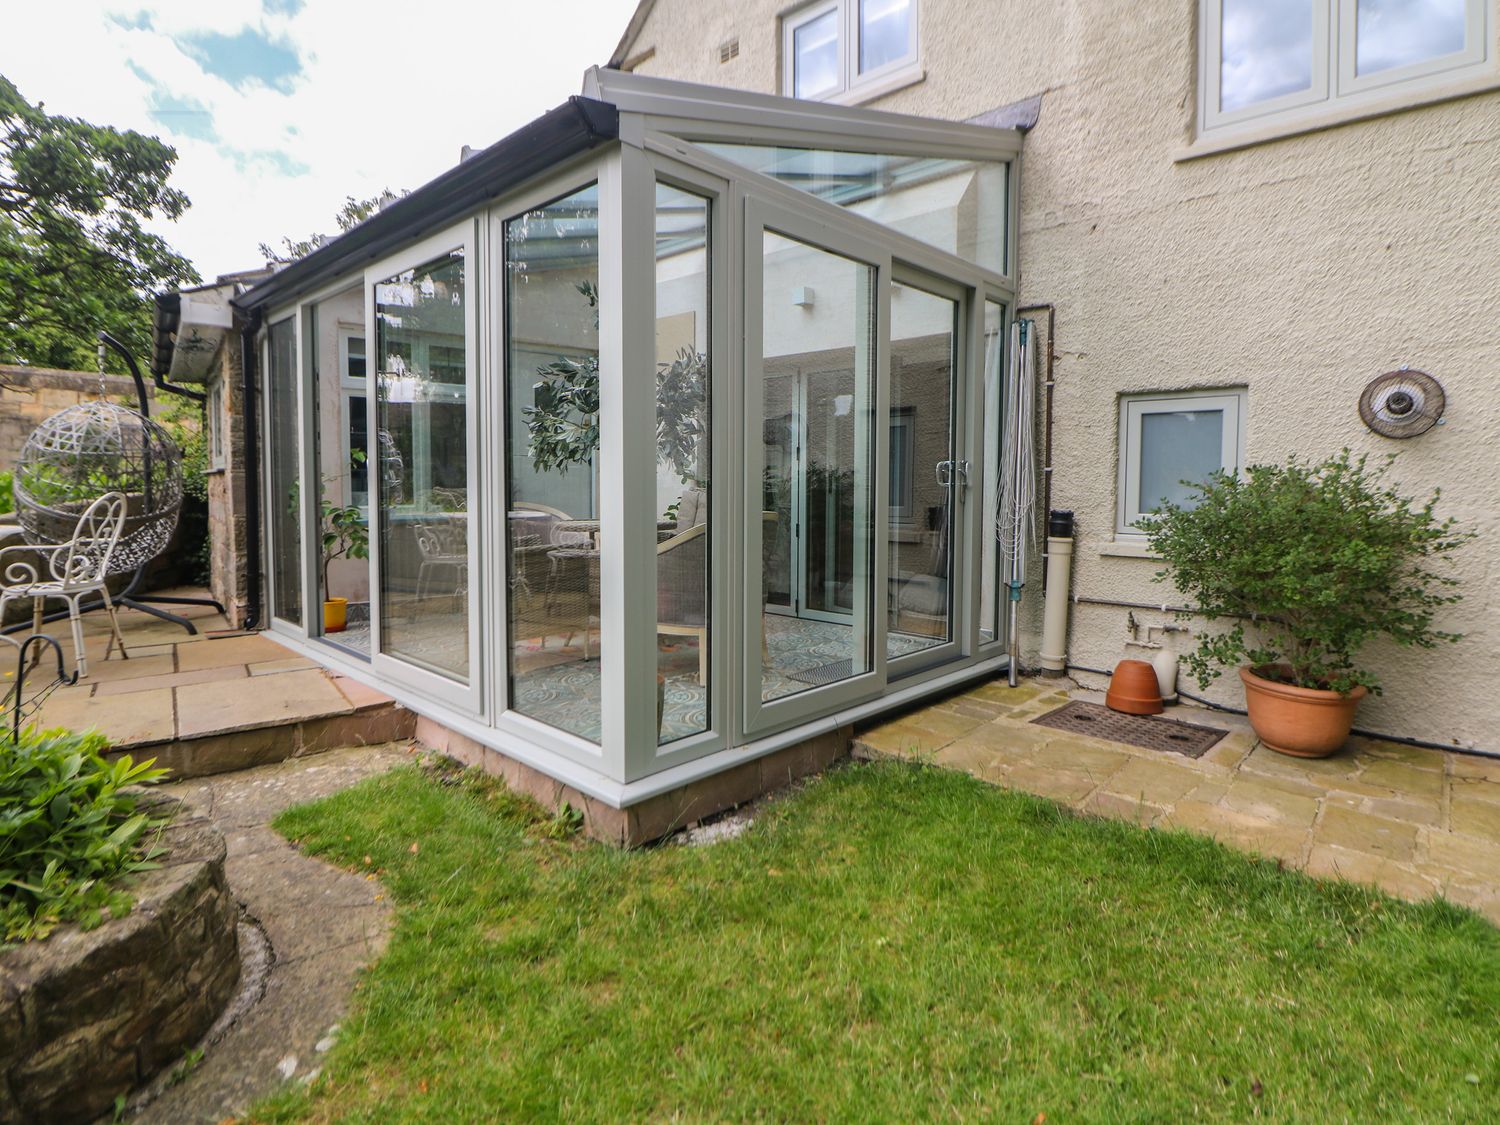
[7,588,413,775]
[856,679,1500,925]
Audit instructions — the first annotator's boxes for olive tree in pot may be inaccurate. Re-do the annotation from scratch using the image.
[1137,451,1472,758]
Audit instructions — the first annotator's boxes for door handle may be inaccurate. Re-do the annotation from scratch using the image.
[936,460,971,489]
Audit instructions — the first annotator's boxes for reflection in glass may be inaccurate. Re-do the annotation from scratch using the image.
[504,185,603,741]
[1357,0,1466,75]
[888,283,956,661]
[655,185,711,745]
[761,231,874,703]
[860,0,912,73]
[979,301,1004,644]
[375,250,469,681]
[699,143,1007,274]
[1220,0,1314,112]
[794,9,841,97]
[267,317,302,627]
[1139,409,1224,513]
[310,289,370,655]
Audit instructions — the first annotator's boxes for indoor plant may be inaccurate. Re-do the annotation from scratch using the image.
[319,496,369,633]
[1138,451,1471,757]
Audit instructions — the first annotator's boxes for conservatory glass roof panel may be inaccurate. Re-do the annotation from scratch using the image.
[696,143,1008,274]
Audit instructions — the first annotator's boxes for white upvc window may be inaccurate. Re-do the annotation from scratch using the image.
[339,329,369,509]
[206,379,226,470]
[1117,389,1246,535]
[783,0,920,104]
[1199,0,1493,139]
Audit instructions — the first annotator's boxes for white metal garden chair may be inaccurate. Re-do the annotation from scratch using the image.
[0,491,130,679]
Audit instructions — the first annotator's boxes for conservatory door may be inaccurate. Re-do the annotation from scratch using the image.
[885,272,965,677]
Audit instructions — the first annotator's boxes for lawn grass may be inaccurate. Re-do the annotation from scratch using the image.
[255,758,1500,1122]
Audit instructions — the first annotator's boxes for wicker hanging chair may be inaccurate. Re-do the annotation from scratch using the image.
[12,401,184,577]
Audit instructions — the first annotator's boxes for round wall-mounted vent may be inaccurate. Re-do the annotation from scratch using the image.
[1358,369,1445,439]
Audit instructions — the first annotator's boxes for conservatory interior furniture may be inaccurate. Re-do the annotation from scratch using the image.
[236,66,1020,825]
[0,491,131,679]
[657,523,708,685]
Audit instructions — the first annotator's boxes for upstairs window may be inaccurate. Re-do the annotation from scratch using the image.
[783,0,919,103]
[1200,0,1492,139]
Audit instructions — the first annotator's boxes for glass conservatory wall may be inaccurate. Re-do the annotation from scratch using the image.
[759,230,876,704]
[309,287,370,655]
[697,144,1008,274]
[654,183,712,745]
[266,317,302,627]
[503,183,604,742]
[374,250,470,682]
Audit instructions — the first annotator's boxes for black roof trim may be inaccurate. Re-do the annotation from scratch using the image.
[236,96,619,313]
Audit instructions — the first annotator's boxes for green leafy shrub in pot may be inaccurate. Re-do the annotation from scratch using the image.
[1137,450,1472,697]
[0,728,169,943]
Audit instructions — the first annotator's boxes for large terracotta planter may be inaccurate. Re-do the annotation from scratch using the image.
[1239,665,1367,758]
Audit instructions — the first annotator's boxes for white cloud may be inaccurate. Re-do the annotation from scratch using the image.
[1,1,633,278]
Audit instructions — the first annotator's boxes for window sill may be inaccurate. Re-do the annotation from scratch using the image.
[823,65,926,108]
[1099,539,1160,560]
[1177,69,1500,161]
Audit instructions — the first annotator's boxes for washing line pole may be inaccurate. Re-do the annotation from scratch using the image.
[1000,319,1037,688]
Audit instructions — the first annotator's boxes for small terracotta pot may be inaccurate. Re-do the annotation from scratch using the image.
[323,597,348,634]
[1239,665,1367,758]
[1106,659,1164,715]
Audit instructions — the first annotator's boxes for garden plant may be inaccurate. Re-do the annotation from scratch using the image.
[0,727,167,943]
[1137,450,1472,695]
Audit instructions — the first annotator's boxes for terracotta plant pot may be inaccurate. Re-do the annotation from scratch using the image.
[323,597,348,633]
[1239,665,1367,758]
[1106,659,1164,715]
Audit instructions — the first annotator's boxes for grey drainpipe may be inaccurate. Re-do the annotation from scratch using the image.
[241,309,263,630]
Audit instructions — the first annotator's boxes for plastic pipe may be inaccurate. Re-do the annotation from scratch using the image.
[1038,511,1074,676]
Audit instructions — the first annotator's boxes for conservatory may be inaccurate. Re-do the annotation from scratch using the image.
[237,68,1022,821]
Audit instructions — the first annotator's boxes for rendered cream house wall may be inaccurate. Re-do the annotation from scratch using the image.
[618,0,1500,749]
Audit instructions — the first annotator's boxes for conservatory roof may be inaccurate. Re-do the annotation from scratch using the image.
[235,96,618,314]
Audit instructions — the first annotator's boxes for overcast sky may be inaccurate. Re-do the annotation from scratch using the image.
[1,1,634,279]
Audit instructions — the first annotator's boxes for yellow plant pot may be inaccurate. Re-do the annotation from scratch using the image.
[323,597,348,633]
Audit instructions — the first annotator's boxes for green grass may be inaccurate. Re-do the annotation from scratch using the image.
[256,759,1499,1122]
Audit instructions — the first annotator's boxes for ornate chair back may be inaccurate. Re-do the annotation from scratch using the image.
[58,492,128,586]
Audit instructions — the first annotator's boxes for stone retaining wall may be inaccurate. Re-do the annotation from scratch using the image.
[0,798,240,1124]
[0,366,156,476]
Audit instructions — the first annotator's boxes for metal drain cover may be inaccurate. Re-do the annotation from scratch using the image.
[1030,700,1227,759]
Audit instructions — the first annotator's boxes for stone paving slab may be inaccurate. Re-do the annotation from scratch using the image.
[19,596,403,766]
[854,678,1500,926]
[140,744,411,1124]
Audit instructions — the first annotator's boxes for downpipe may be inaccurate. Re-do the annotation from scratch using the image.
[1038,510,1074,676]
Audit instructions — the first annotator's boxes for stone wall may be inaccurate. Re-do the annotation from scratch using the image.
[0,366,155,475]
[205,338,253,627]
[0,799,240,1125]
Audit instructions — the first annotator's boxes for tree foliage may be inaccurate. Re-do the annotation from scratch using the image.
[1138,451,1473,695]
[0,75,199,373]
[523,281,708,486]
[259,188,402,266]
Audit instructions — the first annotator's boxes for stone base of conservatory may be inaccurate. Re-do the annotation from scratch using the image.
[415,715,850,846]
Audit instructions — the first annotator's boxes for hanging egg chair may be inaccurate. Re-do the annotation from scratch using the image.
[12,400,184,576]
